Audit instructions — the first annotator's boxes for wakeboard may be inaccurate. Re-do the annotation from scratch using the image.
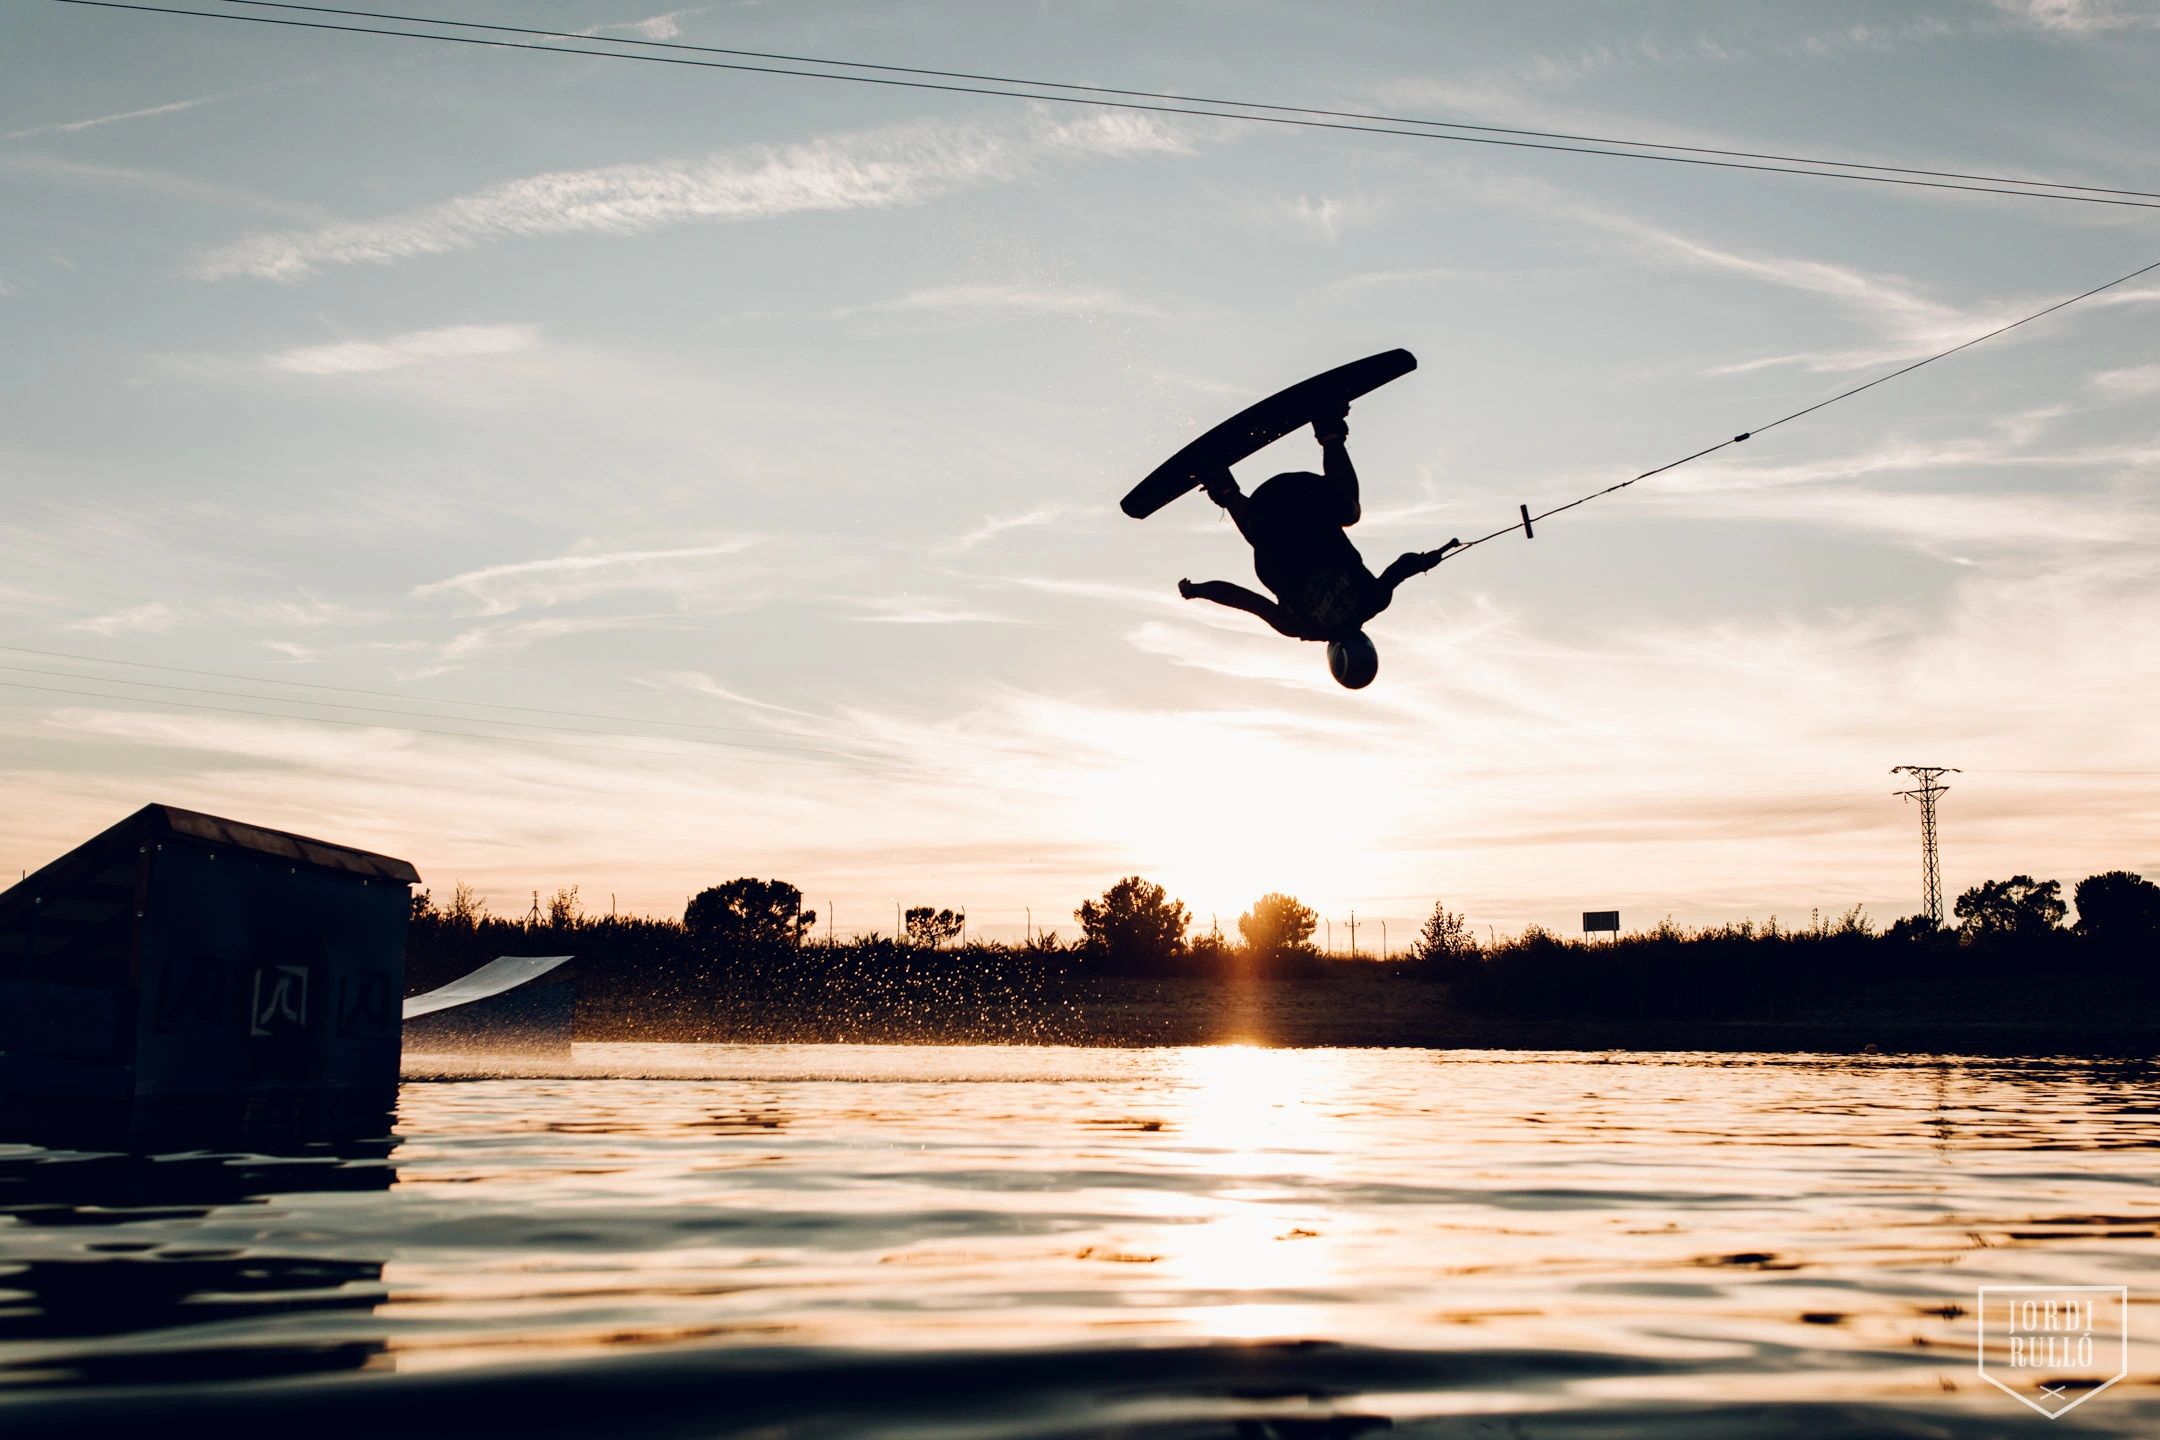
[1121,348,1416,519]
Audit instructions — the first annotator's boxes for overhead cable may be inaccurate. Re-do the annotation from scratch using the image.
[1443,251,2160,559]
[0,677,906,774]
[0,661,886,763]
[211,1,2160,203]
[45,0,2160,212]
[0,643,838,742]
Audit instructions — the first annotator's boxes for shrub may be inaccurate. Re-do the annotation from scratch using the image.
[1954,876,2066,941]
[1237,892,1318,964]
[1075,876,1190,974]
[2074,871,2160,942]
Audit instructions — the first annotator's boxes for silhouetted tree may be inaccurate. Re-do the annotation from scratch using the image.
[904,906,966,947]
[1187,931,1233,970]
[1953,875,2065,940]
[2074,871,2160,942]
[447,881,487,929]
[685,878,816,946]
[1412,901,1478,963]
[1075,876,1189,972]
[1806,905,1875,938]
[1882,913,1947,945]
[546,885,582,928]
[1238,892,1317,962]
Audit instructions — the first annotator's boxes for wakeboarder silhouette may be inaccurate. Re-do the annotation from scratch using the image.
[1121,349,1454,690]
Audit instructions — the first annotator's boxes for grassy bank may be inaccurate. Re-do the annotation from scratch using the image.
[407,910,2160,1055]
[572,967,2160,1055]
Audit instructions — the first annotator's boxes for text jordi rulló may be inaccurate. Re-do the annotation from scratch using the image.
[1976,1286,2130,1419]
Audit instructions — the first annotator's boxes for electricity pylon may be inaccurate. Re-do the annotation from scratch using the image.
[1890,766,1959,926]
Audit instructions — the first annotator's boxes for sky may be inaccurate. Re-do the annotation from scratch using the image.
[3,0,2157,945]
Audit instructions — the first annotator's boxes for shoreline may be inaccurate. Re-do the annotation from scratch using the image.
[574,969,2160,1057]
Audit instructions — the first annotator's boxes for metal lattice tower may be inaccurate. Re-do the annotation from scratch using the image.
[1890,766,1959,925]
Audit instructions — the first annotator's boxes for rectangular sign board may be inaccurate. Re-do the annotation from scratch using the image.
[1582,910,1620,933]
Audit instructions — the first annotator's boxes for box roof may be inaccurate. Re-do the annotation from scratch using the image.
[8,804,421,893]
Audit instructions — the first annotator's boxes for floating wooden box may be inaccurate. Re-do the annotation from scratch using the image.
[0,804,417,1146]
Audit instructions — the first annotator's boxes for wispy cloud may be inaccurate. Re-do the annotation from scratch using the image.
[1662,481,2160,559]
[368,612,693,680]
[1629,403,2160,559]
[1660,419,2160,492]
[1126,618,1334,690]
[954,503,1088,551]
[1377,18,1956,122]
[214,594,383,628]
[432,614,676,662]
[1378,33,1749,114]
[69,601,180,636]
[648,670,834,725]
[2093,363,2160,395]
[0,79,298,144]
[854,283,1159,319]
[195,110,1198,282]
[1790,18,1959,55]
[56,592,383,647]
[412,542,755,616]
[849,597,1022,625]
[1705,277,2160,374]
[1994,0,2160,32]
[1473,180,2135,378]
[1324,264,1489,292]
[265,324,542,376]
[1540,192,1975,346]
[1280,191,1391,245]
[576,6,721,41]
[980,573,1188,613]
[0,151,323,219]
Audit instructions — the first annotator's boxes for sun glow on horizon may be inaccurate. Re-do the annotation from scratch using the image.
[1066,713,1401,923]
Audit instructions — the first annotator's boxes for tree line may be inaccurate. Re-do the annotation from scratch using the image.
[402,869,2158,1028]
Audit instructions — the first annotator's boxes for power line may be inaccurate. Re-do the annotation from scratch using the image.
[0,677,908,774]
[45,0,2160,214]
[217,0,2160,204]
[0,643,827,742]
[1979,768,2160,776]
[0,661,886,763]
[1443,250,2160,559]
[1694,789,1886,842]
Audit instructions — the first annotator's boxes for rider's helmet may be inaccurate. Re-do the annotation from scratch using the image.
[1326,631,1379,690]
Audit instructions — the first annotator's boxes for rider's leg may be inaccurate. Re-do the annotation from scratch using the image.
[1178,578,1302,638]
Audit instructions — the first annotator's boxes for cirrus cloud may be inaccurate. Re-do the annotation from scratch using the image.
[265,323,541,376]
[194,110,1200,283]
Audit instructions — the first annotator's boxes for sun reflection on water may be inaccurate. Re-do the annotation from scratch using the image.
[1158,1044,1355,1339]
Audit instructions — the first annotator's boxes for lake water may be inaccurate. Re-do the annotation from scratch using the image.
[2,1046,2155,1436]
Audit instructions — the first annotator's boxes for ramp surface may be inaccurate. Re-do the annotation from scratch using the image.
[403,955,574,1020]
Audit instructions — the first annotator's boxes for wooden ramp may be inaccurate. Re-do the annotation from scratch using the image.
[403,955,575,1057]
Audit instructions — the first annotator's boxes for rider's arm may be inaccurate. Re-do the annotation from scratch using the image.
[1377,540,1462,593]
